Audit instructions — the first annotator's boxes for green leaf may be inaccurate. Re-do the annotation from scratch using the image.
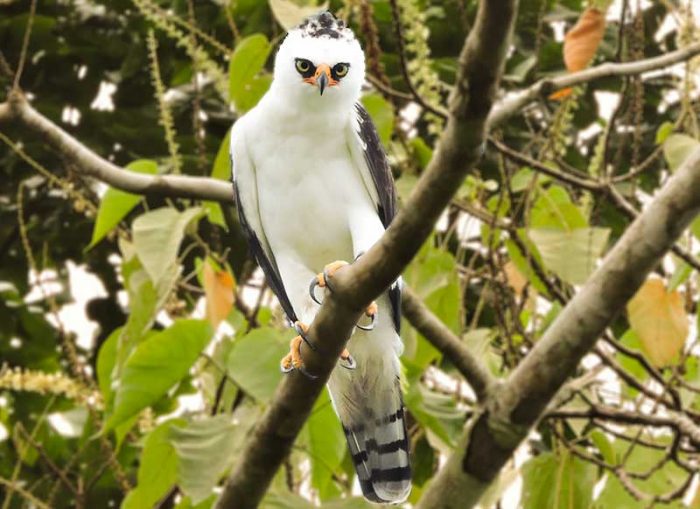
[122,419,186,509]
[89,160,158,248]
[615,330,649,395]
[690,215,700,241]
[203,201,227,229]
[269,0,329,30]
[663,134,699,171]
[528,227,610,285]
[96,326,121,404]
[655,121,674,144]
[211,130,231,181]
[226,326,288,402]
[463,329,501,376]
[403,361,465,451]
[300,389,346,500]
[229,34,271,111]
[105,320,212,431]
[504,235,549,295]
[132,206,202,286]
[239,74,273,113]
[521,450,596,509]
[531,185,588,230]
[589,429,615,465]
[668,257,692,291]
[401,240,459,369]
[361,93,394,145]
[594,441,687,508]
[170,415,238,504]
[117,255,180,368]
[410,137,433,169]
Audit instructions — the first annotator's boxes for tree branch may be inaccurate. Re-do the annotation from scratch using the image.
[0,92,232,202]
[546,406,700,449]
[488,41,700,127]
[216,0,518,506]
[415,147,700,509]
[402,287,494,401]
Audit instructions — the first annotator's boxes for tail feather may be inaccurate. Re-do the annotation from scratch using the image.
[327,303,411,504]
[343,407,411,504]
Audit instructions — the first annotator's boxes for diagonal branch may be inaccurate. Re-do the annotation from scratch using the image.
[2,96,495,405]
[0,92,492,404]
[0,92,232,202]
[415,147,700,509]
[216,1,518,506]
[488,41,700,127]
[402,287,494,401]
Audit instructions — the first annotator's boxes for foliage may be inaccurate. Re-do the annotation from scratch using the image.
[0,0,699,508]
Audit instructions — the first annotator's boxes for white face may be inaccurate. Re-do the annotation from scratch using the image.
[272,28,366,114]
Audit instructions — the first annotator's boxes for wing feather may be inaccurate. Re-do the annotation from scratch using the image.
[349,103,401,332]
[230,125,298,324]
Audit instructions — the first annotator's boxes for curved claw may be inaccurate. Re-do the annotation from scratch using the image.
[322,267,336,293]
[294,322,317,351]
[309,277,323,305]
[340,354,357,370]
[280,363,294,374]
[356,312,376,331]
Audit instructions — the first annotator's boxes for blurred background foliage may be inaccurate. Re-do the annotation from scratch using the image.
[0,0,699,507]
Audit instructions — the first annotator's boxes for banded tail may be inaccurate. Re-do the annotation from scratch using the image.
[343,405,411,503]
[327,322,411,504]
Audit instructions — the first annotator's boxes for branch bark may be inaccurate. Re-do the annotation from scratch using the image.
[216,0,518,506]
[415,147,700,509]
[488,41,700,127]
[0,92,492,405]
[402,287,494,401]
[4,22,700,509]
[0,92,232,202]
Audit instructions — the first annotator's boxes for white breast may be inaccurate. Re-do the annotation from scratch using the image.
[244,106,374,272]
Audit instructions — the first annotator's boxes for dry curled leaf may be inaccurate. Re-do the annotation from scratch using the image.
[549,8,606,101]
[627,278,688,368]
[504,260,528,297]
[564,8,606,72]
[203,260,235,328]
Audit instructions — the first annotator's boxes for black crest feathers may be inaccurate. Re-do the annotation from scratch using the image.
[297,11,351,40]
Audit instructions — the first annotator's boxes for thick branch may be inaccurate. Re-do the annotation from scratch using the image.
[0,92,232,202]
[489,42,700,127]
[1,90,493,408]
[416,147,700,509]
[216,1,518,507]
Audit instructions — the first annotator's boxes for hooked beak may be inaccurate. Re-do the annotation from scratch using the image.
[317,72,328,96]
[309,64,334,96]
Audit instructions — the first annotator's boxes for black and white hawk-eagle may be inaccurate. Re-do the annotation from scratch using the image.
[230,11,411,504]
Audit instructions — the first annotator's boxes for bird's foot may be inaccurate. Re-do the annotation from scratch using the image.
[280,322,318,379]
[308,260,377,331]
[280,321,357,377]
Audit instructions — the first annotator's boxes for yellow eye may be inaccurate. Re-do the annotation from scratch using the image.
[334,63,349,77]
[295,59,311,73]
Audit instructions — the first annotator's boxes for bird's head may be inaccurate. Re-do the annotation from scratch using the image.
[272,11,365,114]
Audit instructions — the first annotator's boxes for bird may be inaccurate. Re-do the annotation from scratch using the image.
[229,11,411,504]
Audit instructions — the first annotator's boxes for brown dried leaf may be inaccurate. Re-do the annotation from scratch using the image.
[504,261,528,297]
[548,87,574,101]
[203,260,235,328]
[563,8,606,72]
[627,278,688,368]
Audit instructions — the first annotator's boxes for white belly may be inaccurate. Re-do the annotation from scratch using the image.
[251,126,372,272]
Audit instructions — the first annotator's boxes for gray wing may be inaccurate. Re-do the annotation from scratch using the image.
[230,125,298,324]
[350,103,401,332]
